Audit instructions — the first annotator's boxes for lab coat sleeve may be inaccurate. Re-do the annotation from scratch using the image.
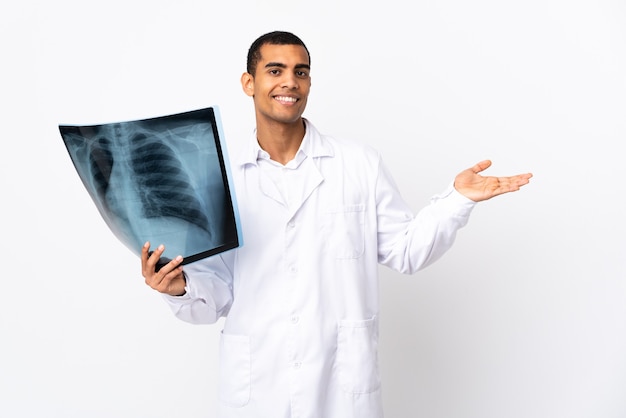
[376,159,476,274]
[161,251,235,324]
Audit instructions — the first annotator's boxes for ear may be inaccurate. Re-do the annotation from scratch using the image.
[241,72,255,97]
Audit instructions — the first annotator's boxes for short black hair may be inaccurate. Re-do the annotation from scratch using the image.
[246,31,311,76]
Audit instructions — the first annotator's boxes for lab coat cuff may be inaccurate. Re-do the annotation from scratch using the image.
[431,182,476,218]
[162,288,192,303]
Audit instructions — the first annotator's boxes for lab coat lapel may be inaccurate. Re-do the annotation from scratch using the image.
[258,168,285,206]
[287,157,324,219]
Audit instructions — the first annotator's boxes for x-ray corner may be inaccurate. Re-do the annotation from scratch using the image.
[59,106,242,266]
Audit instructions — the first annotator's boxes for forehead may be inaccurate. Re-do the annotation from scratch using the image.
[258,43,310,66]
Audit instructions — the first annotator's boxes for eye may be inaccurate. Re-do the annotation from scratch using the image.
[296,70,309,78]
[269,69,281,76]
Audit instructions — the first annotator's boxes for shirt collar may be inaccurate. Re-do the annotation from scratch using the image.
[237,119,334,167]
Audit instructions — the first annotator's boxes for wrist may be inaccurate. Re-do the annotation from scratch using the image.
[172,271,188,297]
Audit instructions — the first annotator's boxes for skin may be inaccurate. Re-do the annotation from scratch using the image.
[142,42,533,296]
[241,43,311,165]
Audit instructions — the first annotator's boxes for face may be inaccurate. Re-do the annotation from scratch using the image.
[241,43,311,127]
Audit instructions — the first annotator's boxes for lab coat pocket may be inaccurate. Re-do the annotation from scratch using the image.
[324,204,365,259]
[218,331,251,407]
[337,316,380,394]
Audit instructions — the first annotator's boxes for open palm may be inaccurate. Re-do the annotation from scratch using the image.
[454,160,533,202]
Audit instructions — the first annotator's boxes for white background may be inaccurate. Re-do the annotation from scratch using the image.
[1,1,625,417]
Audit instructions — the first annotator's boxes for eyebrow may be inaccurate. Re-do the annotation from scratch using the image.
[264,62,311,70]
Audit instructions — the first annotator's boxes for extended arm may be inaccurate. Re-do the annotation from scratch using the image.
[377,159,532,274]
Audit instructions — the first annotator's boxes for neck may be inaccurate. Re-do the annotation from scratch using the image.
[256,118,306,165]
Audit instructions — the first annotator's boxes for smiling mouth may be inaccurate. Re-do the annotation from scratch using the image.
[274,96,298,104]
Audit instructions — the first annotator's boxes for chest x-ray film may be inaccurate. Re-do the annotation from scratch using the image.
[59,106,242,267]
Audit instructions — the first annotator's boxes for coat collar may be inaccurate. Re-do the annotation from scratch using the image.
[237,119,334,168]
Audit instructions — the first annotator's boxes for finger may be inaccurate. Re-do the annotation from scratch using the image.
[158,255,184,276]
[141,241,151,258]
[157,267,185,295]
[140,241,151,274]
[499,174,532,192]
[520,172,533,182]
[471,159,492,174]
[151,258,184,292]
[507,173,533,188]
[149,244,166,264]
[144,244,165,280]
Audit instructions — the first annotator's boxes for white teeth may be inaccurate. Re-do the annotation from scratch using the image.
[275,96,297,103]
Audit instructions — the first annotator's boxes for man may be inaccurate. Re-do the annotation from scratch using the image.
[142,31,532,418]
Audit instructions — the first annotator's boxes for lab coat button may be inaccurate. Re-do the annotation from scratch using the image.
[290,315,299,324]
[293,362,302,369]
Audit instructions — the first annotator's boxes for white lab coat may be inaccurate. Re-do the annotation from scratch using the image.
[164,120,475,418]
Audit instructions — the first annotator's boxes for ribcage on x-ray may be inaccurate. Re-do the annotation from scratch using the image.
[130,133,211,234]
[61,107,234,262]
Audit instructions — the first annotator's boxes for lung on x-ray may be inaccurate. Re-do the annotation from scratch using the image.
[59,106,241,267]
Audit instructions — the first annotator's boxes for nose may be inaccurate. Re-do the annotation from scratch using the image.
[281,72,299,89]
